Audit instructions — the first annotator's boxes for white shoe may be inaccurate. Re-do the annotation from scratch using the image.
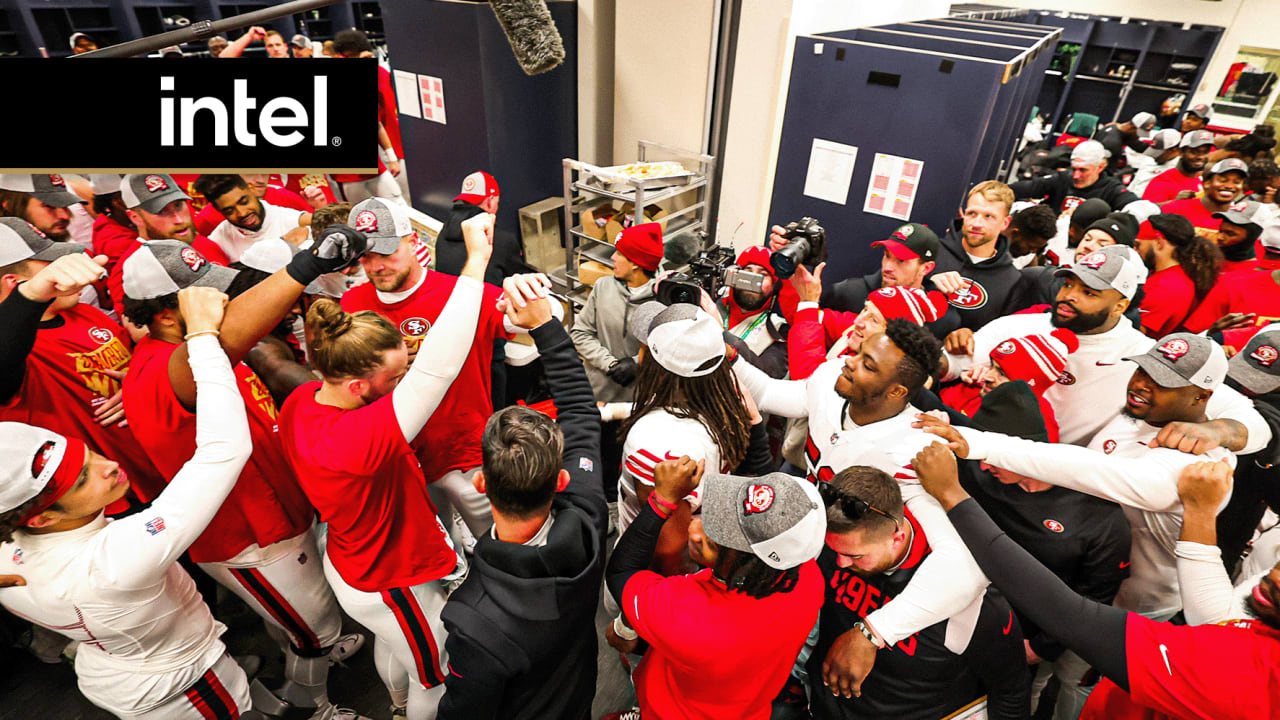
[328,633,366,666]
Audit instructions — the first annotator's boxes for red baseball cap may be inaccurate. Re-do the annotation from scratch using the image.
[455,171,499,205]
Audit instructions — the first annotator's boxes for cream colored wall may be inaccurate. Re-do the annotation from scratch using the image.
[577,0,616,165]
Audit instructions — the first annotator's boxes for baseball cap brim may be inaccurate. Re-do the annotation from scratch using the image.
[133,188,191,215]
[1053,265,1114,294]
[1229,352,1280,395]
[364,235,402,255]
[29,241,87,263]
[871,239,919,261]
[37,189,86,208]
[192,264,239,293]
[1213,210,1261,231]
[1123,353,1195,389]
[700,472,757,554]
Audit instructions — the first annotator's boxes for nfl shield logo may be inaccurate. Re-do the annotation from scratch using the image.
[145,517,166,535]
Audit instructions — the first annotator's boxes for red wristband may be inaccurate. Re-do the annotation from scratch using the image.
[648,493,676,518]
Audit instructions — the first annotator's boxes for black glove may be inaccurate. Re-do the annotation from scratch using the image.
[607,357,638,386]
[286,224,368,285]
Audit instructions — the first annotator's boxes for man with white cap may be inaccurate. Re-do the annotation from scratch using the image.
[942,245,1269,453]
[121,231,370,720]
[291,33,314,58]
[0,173,85,242]
[0,221,167,505]
[1140,129,1214,204]
[1094,111,1157,174]
[922,332,1237,621]
[1126,128,1183,198]
[342,196,513,547]
[193,174,312,262]
[604,457,825,720]
[0,285,257,718]
[108,173,230,318]
[809,462,1028,720]
[1010,140,1142,214]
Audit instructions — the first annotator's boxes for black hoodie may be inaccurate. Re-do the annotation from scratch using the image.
[1009,169,1140,214]
[932,221,1039,330]
[438,321,608,720]
[434,200,527,286]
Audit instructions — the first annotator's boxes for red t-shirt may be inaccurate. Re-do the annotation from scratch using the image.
[279,383,457,592]
[0,304,166,502]
[1080,614,1280,720]
[1184,265,1280,353]
[1140,167,1200,205]
[123,336,312,562]
[91,214,137,280]
[1155,198,1223,243]
[109,237,230,318]
[193,186,312,237]
[623,561,824,720]
[1139,265,1197,337]
[274,174,336,205]
[341,272,510,477]
[378,65,404,158]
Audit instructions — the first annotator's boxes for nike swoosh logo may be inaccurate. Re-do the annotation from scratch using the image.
[1119,561,1131,569]
[663,452,682,461]
[1096,361,1117,366]
[1003,611,1013,635]
[1159,643,1172,675]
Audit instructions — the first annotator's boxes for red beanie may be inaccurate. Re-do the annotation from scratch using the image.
[615,223,664,272]
[865,286,948,325]
[989,329,1079,394]
[736,245,775,279]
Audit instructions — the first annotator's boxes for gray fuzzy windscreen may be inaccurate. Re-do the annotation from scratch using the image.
[488,0,566,75]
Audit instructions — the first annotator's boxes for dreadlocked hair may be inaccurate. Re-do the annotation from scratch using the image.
[618,354,752,470]
[1169,234,1223,298]
[712,549,800,599]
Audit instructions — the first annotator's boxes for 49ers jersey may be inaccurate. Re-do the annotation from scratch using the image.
[1,303,165,501]
[123,336,313,563]
[619,409,721,532]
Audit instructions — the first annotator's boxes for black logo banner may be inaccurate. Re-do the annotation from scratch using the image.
[2,59,379,172]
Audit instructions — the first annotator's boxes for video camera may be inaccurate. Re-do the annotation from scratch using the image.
[656,233,769,306]
[769,217,827,279]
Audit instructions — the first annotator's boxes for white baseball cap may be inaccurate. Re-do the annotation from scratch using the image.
[0,423,86,516]
[635,303,726,378]
[88,174,122,196]
[350,197,413,254]
[1131,112,1157,137]
[1071,140,1110,166]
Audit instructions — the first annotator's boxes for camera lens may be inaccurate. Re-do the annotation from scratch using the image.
[770,239,809,279]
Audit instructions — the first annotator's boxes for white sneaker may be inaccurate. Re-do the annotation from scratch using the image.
[328,633,366,666]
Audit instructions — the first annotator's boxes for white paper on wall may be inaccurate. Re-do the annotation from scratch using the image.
[802,138,858,205]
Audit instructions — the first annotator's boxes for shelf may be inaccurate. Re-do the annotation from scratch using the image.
[1075,74,1127,85]
[571,177,707,206]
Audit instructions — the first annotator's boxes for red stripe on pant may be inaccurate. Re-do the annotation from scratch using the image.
[380,587,446,687]
[229,567,323,655]
[184,668,239,719]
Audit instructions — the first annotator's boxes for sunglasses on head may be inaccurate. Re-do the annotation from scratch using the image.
[817,480,898,525]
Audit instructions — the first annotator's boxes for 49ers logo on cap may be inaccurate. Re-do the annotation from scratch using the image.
[49,174,65,187]
[354,210,379,233]
[88,327,113,344]
[1078,252,1107,270]
[400,317,431,337]
[462,176,477,192]
[946,279,988,309]
[180,247,206,272]
[1157,338,1190,362]
[1250,345,1278,367]
[995,340,1017,355]
[1043,519,1065,533]
[31,440,57,478]
[743,484,775,515]
[144,174,169,193]
[893,224,913,239]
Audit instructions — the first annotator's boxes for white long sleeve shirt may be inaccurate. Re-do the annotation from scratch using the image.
[946,311,1271,452]
[1175,541,1263,626]
[734,356,988,646]
[959,415,1234,618]
[0,336,252,715]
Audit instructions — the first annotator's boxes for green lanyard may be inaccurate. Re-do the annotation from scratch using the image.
[724,309,769,340]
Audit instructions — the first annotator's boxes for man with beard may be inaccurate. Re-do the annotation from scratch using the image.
[730,320,987,699]
[195,174,312,262]
[0,174,84,242]
[107,173,230,318]
[930,181,1039,330]
[711,246,790,378]
[1181,103,1213,133]
[1140,130,1214,204]
[193,173,315,236]
[943,244,1269,451]
[1159,159,1248,244]
[1010,141,1142,213]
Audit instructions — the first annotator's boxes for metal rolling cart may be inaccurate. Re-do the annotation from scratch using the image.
[557,141,716,313]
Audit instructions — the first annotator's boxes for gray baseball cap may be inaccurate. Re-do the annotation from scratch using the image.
[1208,158,1248,178]
[1180,129,1216,149]
[0,174,85,208]
[1144,128,1182,156]
[1187,103,1212,121]
[120,174,191,215]
[1214,202,1264,239]
[627,300,667,343]
[1125,332,1228,390]
[350,197,413,254]
[701,471,826,570]
[0,217,87,266]
[122,240,238,301]
[1229,324,1280,395]
[1055,244,1148,300]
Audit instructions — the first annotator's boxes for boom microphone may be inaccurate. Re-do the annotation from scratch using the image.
[488,0,565,76]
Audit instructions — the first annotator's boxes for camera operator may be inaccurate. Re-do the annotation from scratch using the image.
[569,222,662,506]
[714,246,789,379]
